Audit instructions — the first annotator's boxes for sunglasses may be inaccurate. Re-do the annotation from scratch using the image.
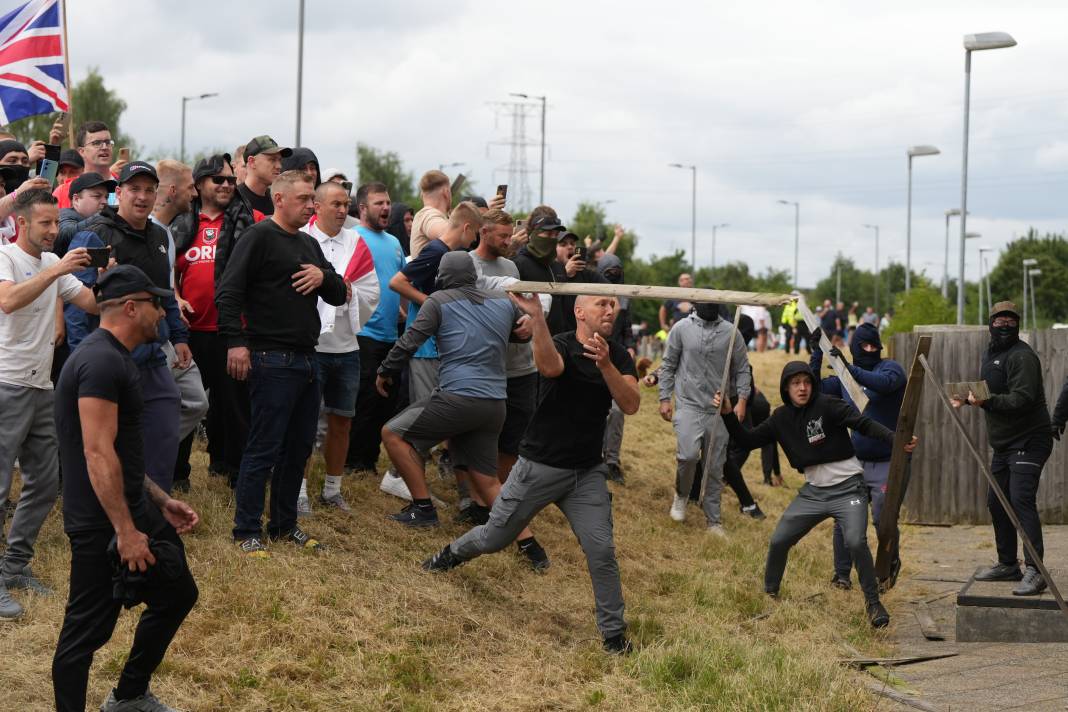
[210,175,238,186]
[126,295,163,308]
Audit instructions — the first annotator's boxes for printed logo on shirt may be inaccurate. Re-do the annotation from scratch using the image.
[203,228,218,244]
[184,245,215,262]
[806,416,826,444]
[850,498,862,506]
[157,244,167,254]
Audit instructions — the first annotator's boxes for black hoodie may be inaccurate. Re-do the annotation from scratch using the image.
[281,147,321,187]
[388,202,413,256]
[722,361,893,472]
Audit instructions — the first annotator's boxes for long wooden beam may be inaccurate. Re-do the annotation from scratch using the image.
[504,281,794,308]
[795,295,869,411]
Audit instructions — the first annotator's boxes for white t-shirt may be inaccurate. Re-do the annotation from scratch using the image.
[804,455,863,487]
[0,243,83,389]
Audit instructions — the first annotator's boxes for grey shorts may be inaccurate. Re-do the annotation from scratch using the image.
[409,358,440,403]
[385,390,506,475]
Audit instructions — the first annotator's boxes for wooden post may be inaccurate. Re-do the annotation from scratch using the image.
[875,334,932,586]
[794,295,869,411]
[918,353,1068,622]
[60,0,74,147]
[504,281,793,308]
[698,306,744,506]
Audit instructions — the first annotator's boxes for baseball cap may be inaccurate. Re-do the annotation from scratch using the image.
[558,230,580,243]
[68,172,117,199]
[94,264,172,303]
[117,161,158,184]
[193,153,232,182]
[528,214,565,234]
[990,301,1020,321]
[245,135,293,158]
[58,149,84,169]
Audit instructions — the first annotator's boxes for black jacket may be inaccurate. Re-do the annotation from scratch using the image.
[1053,377,1068,430]
[980,339,1050,450]
[722,360,893,472]
[512,245,607,335]
[170,191,258,285]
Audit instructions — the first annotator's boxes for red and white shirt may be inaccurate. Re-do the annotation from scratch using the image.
[175,213,223,332]
[306,220,379,353]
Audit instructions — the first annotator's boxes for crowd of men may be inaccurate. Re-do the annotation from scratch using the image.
[0,118,1063,711]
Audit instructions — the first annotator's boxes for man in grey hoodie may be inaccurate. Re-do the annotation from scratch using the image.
[658,299,751,535]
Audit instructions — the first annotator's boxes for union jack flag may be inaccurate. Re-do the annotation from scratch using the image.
[0,0,68,125]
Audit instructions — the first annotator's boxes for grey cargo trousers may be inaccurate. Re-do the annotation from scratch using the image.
[451,456,626,638]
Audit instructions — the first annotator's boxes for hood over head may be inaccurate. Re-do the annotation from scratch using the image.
[779,360,818,408]
[849,322,883,370]
[596,253,623,280]
[988,300,1021,352]
[738,313,755,345]
[281,147,321,186]
[435,251,484,304]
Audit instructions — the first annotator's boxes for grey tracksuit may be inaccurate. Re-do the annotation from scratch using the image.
[658,313,751,523]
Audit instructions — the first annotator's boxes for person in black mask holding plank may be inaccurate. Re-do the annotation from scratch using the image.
[951,301,1053,596]
[713,362,917,628]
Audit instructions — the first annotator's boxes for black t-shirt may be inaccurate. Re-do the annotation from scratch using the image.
[519,331,636,469]
[55,328,152,533]
[238,182,274,216]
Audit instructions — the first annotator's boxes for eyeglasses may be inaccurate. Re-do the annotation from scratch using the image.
[126,296,162,308]
[992,318,1018,327]
[209,175,237,185]
[85,139,115,149]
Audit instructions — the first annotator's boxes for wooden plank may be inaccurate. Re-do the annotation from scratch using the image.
[503,281,793,307]
[914,602,945,640]
[876,334,932,586]
[794,295,869,411]
[864,682,943,712]
[840,652,958,668]
[698,306,743,505]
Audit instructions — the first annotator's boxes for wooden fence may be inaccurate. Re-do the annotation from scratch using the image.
[891,327,1068,524]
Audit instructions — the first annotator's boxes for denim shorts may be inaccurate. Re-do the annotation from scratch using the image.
[316,350,361,417]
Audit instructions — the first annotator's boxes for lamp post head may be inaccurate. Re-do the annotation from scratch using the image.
[965,232,982,239]
[1029,269,1042,276]
[908,145,941,158]
[1022,258,1038,266]
[864,223,878,230]
[945,208,962,217]
[964,32,1017,51]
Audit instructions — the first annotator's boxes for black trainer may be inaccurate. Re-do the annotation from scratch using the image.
[269,525,322,551]
[603,633,633,655]
[740,503,766,520]
[389,503,439,528]
[1012,566,1047,596]
[975,561,1023,582]
[830,573,852,591]
[867,600,890,628]
[422,544,465,572]
[517,538,551,573]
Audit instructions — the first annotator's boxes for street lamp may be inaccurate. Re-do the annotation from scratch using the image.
[180,92,219,163]
[1028,268,1042,331]
[942,208,962,298]
[958,31,1017,324]
[510,92,546,203]
[906,145,940,292]
[669,163,697,270]
[977,246,995,324]
[438,162,464,172]
[1022,257,1038,329]
[864,224,880,311]
[710,223,728,270]
[778,199,800,288]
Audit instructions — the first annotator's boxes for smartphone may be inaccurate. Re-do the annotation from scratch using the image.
[37,143,61,185]
[449,173,465,197]
[496,184,508,202]
[575,245,588,261]
[515,218,527,230]
[86,247,110,269]
[118,147,130,162]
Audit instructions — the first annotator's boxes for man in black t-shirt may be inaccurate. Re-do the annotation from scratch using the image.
[422,292,640,654]
[52,265,199,712]
[237,135,291,216]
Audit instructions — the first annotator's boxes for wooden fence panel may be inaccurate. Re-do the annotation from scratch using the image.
[892,328,1068,524]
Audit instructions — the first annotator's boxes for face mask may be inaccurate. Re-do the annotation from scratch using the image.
[853,348,881,370]
[989,323,1019,351]
[694,303,720,322]
[526,233,557,262]
[2,165,28,195]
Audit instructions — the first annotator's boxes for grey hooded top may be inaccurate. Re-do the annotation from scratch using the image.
[658,311,752,411]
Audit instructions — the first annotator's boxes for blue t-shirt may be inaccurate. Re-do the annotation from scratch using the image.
[401,239,451,359]
[355,226,405,343]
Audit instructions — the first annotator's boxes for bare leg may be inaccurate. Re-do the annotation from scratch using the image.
[323,414,350,476]
[381,426,429,499]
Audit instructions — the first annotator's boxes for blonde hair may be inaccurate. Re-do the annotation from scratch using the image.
[481,208,512,227]
[271,169,314,199]
[449,201,483,231]
[155,159,190,186]
[418,169,449,195]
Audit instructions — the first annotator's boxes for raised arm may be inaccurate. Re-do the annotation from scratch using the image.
[509,291,564,378]
[0,248,91,314]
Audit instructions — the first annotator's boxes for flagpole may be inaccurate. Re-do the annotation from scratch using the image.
[59,0,74,146]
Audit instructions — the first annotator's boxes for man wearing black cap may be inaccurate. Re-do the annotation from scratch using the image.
[171,154,262,484]
[52,264,199,712]
[57,148,84,184]
[56,171,114,256]
[89,161,192,493]
[810,322,906,589]
[237,135,292,216]
[951,301,1053,596]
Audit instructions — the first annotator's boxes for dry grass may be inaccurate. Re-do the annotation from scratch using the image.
[1,350,901,711]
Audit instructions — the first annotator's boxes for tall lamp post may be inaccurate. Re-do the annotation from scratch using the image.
[976,245,994,324]
[1028,269,1042,331]
[958,31,1017,324]
[1022,257,1038,329]
[711,223,728,270]
[864,224,880,311]
[295,0,305,145]
[510,92,546,203]
[942,208,962,298]
[669,163,697,270]
[180,92,218,163]
[906,145,940,291]
[778,199,800,288]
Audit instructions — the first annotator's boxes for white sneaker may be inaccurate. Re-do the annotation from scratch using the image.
[669,494,687,522]
[707,524,728,539]
[379,469,412,501]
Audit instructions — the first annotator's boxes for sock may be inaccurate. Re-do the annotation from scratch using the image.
[414,497,434,511]
[517,536,536,550]
[299,478,308,499]
[742,504,757,512]
[323,474,342,499]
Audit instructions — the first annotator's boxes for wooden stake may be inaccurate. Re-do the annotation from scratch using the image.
[504,281,793,308]
[698,306,744,507]
[876,334,932,586]
[60,0,74,146]
[794,295,869,410]
[918,353,1068,622]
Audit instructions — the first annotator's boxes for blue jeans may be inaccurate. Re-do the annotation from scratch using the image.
[316,350,360,418]
[233,351,320,540]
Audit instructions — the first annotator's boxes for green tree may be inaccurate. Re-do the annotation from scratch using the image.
[357,143,418,207]
[3,68,135,151]
[985,229,1068,326]
[883,286,955,337]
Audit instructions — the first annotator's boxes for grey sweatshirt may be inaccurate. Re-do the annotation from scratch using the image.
[658,312,752,412]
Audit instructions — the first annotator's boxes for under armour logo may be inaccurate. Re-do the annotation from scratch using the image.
[850,499,862,506]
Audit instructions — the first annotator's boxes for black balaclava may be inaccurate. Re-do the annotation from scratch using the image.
[694,301,720,322]
[989,311,1020,352]
[0,165,28,195]
[849,323,883,370]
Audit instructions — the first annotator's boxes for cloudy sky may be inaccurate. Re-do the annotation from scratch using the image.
[65,0,1067,287]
